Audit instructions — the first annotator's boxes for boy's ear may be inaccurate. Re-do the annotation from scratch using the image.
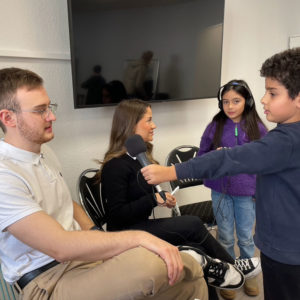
[295,92,300,108]
[0,109,17,128]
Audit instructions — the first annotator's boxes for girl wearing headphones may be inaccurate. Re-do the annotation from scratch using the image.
[197,79,268,299]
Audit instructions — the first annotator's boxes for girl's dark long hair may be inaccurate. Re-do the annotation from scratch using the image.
[212,79,267,148]
[95,99,158,182]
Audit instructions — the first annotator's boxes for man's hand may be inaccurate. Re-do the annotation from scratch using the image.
[139,232,183,286]
[8,211,183,275]
[73,201,94,230]
[141,165,177,185]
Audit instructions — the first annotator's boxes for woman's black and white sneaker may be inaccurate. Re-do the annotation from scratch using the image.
[178,245,245,290]
[234,257,261,279]
[204,256,244,290]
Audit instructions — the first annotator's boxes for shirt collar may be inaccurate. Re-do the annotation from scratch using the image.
[226,118,245,126]
[0,140,42,165]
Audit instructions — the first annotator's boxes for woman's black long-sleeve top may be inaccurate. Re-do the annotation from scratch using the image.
[102,154,235,266]
[101,154,157,231]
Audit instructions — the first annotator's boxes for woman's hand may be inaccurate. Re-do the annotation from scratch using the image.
[155,192,176,208]
[165,192,177,208]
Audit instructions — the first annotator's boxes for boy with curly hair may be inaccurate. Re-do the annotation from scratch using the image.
[142,47,300,300]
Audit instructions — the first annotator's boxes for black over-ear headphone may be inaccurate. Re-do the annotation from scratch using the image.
[217,81,254,110]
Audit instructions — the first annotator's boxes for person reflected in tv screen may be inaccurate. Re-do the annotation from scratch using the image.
[123,51,154,100]
[102,80,128,104]
[81,65,106,105]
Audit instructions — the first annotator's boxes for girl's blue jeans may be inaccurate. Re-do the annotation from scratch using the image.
[211,190,256,259]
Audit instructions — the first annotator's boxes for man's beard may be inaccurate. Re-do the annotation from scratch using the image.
[17,115,54,145]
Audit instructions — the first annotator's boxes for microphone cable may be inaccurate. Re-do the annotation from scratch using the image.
[136,169,163,219]
[136,169,216,246]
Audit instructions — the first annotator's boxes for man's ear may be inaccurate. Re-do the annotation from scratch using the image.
[0,110,17,128]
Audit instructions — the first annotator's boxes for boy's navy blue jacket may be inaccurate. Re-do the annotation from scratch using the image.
[176,121,300,265]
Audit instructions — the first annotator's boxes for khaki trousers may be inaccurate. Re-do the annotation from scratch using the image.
[19,247,208,300]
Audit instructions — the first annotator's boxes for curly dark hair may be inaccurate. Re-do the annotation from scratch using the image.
[260,47,300,99]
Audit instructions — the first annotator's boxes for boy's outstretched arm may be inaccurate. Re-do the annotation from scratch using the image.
[141,165,177,185]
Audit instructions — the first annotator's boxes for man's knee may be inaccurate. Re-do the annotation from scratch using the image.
[180,252,205,279]
[124,247,169,288]
[128,247,206,286]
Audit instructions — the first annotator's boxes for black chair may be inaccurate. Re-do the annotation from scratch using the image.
[77,168,106,231]
[165,145,216,227]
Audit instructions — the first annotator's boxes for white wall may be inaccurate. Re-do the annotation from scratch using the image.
[0,0,300,212]
[222,0,300,123]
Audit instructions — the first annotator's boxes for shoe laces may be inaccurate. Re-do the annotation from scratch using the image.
[205,259,228,280]
[234,258,253,272]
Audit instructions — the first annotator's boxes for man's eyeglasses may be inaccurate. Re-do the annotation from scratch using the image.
[13,103,58,119]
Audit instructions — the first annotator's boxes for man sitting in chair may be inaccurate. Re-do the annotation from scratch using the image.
[0,67,208,300]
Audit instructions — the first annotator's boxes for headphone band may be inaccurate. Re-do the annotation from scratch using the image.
[217,81,254,110]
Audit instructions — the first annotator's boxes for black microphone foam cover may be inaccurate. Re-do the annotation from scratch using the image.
[125,134,147,157]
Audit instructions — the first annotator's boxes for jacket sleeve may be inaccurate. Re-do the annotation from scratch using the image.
[102,158,156,226]
[176,127,293,180]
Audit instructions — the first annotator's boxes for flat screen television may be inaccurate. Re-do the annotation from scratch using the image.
[68,0,225,108]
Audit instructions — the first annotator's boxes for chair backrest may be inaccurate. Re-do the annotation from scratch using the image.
[77,168,106,230]
[165,145,203,190]
[166,146,216,227]
[0,266,17,300]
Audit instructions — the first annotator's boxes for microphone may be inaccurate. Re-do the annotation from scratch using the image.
[125,134,166,199]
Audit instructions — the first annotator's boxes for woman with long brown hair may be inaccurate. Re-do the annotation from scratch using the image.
[98,99,261,295]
